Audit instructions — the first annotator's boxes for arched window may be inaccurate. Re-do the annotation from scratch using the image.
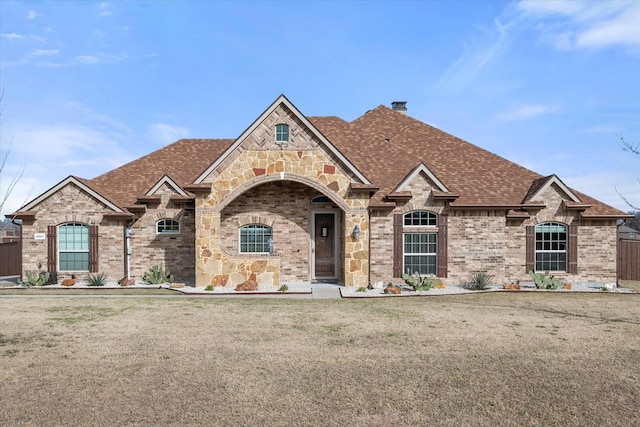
[404,210,437,226]
[156,219,180,234]
[535,222,567,272]
[240,224,272,254]
[403,211,438,275]
[58,223,89,271]
[275,124,289,143]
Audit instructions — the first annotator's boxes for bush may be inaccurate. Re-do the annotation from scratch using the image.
[356,286,367,292]
[401,272,434,291]
[20,271,50,287]
[205,284,214,291]
[85,272,107,287]
[528,270,563,290]
[278,284,289,292]
[463,272,494,290]
[143,265,174,284]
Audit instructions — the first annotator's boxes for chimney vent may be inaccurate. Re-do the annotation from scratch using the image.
[391,101,407,114]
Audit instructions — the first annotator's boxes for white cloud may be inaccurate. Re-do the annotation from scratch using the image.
[496,103,558,122]
[0,33,24,40]
[516,0,640,50]
[565,171,640,212]
[145,123,191,145]
[26,11,42,20]
[74,52,129,65]
[436,19,511,92]
[27,49,60,57]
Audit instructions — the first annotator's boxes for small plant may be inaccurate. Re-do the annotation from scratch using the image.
[85,272,107,287]
[464,272,494,290]
[278,284,289,292]
[528,270,563,290]
[205,284,214,291]
[356,286,367,292]
[401,272,434,291]
[143,265,174,284]
[20,271,50,287]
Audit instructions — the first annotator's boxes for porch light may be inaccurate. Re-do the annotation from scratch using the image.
[268,237,274,255]
[352,224,361,240]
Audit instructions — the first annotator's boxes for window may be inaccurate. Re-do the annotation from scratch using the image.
[58,223,89,271]
[404,210,437,226]
[275,124,289,143]
[535,222,567,272]
[240,225,272,253]
[157,219,180,234]
[404,233,437,275]
[402,211,439,275]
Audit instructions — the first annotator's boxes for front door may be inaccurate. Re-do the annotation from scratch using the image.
[313,212,337,279]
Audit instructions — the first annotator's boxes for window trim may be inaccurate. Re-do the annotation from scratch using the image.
[403,232,438,276]
[239,224,273,254]
[275,123,289,143]
[156,218,180,235]
[534,222,567,272]
[58,222,90,272]
[403,210,438,227]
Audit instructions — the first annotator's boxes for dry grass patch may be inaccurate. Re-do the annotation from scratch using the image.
[0,293,638,426]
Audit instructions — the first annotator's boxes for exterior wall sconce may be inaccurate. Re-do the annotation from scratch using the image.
[268,237,274,255]
[352,224,361,240]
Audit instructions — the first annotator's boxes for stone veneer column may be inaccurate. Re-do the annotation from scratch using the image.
[344,212,369,287]
[195,206,221,285]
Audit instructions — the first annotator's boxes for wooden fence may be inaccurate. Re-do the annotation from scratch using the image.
[0,241,21,277]
[619,239,640,281]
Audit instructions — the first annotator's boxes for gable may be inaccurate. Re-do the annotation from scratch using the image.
[194,95,370,185]
[526,175,581,204]
[18,176,123,214]
[146,175,188,197]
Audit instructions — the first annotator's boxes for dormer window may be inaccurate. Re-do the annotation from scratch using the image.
[275,124,289,143]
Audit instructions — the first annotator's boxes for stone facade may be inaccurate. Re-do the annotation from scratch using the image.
[195,105,370,287]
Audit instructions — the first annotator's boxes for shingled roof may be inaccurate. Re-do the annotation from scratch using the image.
[311,106,622,217]
[88,138,233,208]
[24,103,621,218]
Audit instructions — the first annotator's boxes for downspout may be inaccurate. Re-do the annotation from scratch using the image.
[125,226,132,280]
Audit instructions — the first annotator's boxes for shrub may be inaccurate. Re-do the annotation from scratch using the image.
[205,284,214,291]
[401,272,434,291]
[278,284,289,292]
[528,270,563,290]
[463,272,494,290]
[20,271,50,287]
[356,286,366,292]
[143,265,174,284]
[85,272,107,287]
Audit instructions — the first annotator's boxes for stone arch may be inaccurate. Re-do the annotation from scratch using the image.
[213,172,352,213]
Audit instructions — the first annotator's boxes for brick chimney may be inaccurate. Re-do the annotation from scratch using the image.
[391,101,407,114]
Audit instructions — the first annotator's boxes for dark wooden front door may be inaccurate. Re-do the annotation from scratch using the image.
[314,213,336,278]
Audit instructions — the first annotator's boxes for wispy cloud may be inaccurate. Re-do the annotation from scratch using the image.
[516,0,640,50]
[27,49,59,57]
[145,123,191,145]
[495,103,558,122]
[26,11,42,20]
[436,19,511,92]
[0,33,24,40]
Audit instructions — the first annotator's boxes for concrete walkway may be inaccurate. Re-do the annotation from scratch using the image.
[286,282,343,299]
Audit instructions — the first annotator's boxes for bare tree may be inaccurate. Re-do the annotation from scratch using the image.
[0,89,26,217]
[617,135,639,211]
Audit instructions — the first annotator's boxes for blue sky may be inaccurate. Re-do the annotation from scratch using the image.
[1,0,639,217]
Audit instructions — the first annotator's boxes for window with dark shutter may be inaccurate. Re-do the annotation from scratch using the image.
[393,214,403,278]
[437,214,448,278]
